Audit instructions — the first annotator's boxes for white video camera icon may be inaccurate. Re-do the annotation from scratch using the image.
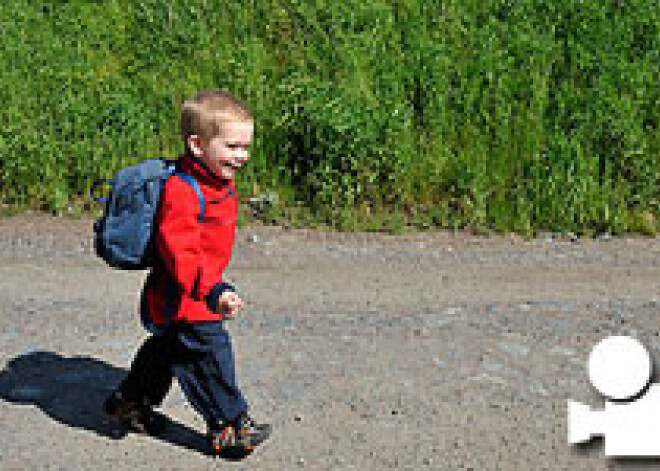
[568,335,660,456]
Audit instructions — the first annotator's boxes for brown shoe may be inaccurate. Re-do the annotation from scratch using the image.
[104,391,165,435]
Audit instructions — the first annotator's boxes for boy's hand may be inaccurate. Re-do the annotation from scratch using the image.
[218,291,243,319]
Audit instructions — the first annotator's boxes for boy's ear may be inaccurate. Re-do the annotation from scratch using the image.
[187,135,204,157]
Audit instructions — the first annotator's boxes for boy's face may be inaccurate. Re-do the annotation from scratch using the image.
[189,120,254,180]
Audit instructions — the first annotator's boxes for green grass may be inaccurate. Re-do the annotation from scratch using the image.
[1,0,660,235]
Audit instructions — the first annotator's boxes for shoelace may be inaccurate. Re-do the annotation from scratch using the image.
[241,417,256,432]
[212,426,237,450]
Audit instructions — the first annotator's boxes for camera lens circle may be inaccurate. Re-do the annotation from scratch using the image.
[588,335,651,400]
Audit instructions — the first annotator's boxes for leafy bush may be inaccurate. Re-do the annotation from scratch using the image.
[2,0,659,234]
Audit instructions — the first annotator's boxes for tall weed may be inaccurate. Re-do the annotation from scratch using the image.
[1,0,659,234]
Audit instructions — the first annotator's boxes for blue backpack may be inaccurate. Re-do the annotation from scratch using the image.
[92,158,205,270]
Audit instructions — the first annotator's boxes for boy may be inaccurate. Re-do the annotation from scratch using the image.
[104,90,271,454]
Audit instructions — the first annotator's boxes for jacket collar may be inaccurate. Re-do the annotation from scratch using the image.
[177,152,231,189]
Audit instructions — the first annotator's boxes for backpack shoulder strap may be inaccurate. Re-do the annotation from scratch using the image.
[173,172,205,222]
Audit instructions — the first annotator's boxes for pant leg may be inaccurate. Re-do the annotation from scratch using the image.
[172,322,248,428]
[117,331,175,407]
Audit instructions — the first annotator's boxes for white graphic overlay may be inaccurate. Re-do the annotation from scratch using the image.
[568,335,660,456]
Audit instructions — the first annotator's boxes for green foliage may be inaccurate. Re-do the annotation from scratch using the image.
[1,0,660,234]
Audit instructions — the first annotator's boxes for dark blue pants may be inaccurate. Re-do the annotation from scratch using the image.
[118,322,248,428]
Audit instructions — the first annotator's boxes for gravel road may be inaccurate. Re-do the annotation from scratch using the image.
[1,213,660,470]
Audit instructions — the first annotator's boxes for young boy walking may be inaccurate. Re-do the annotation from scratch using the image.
[104,90,271,454]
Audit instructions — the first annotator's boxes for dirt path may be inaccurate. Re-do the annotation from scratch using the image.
[1,214,660,470]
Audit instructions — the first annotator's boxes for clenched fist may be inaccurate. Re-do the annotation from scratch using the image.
[217,291,243,319]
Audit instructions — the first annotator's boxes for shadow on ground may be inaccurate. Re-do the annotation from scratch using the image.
[0,351,249,460]
[571,429,660,469]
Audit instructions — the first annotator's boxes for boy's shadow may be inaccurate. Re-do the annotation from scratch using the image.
[0,351,249,460]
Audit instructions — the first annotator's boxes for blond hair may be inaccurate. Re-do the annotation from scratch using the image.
[180,90,253,146]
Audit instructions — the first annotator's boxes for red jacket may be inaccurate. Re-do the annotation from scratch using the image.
[141,154,237,328]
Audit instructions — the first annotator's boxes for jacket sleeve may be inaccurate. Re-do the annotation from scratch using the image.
[155,179,206,299]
